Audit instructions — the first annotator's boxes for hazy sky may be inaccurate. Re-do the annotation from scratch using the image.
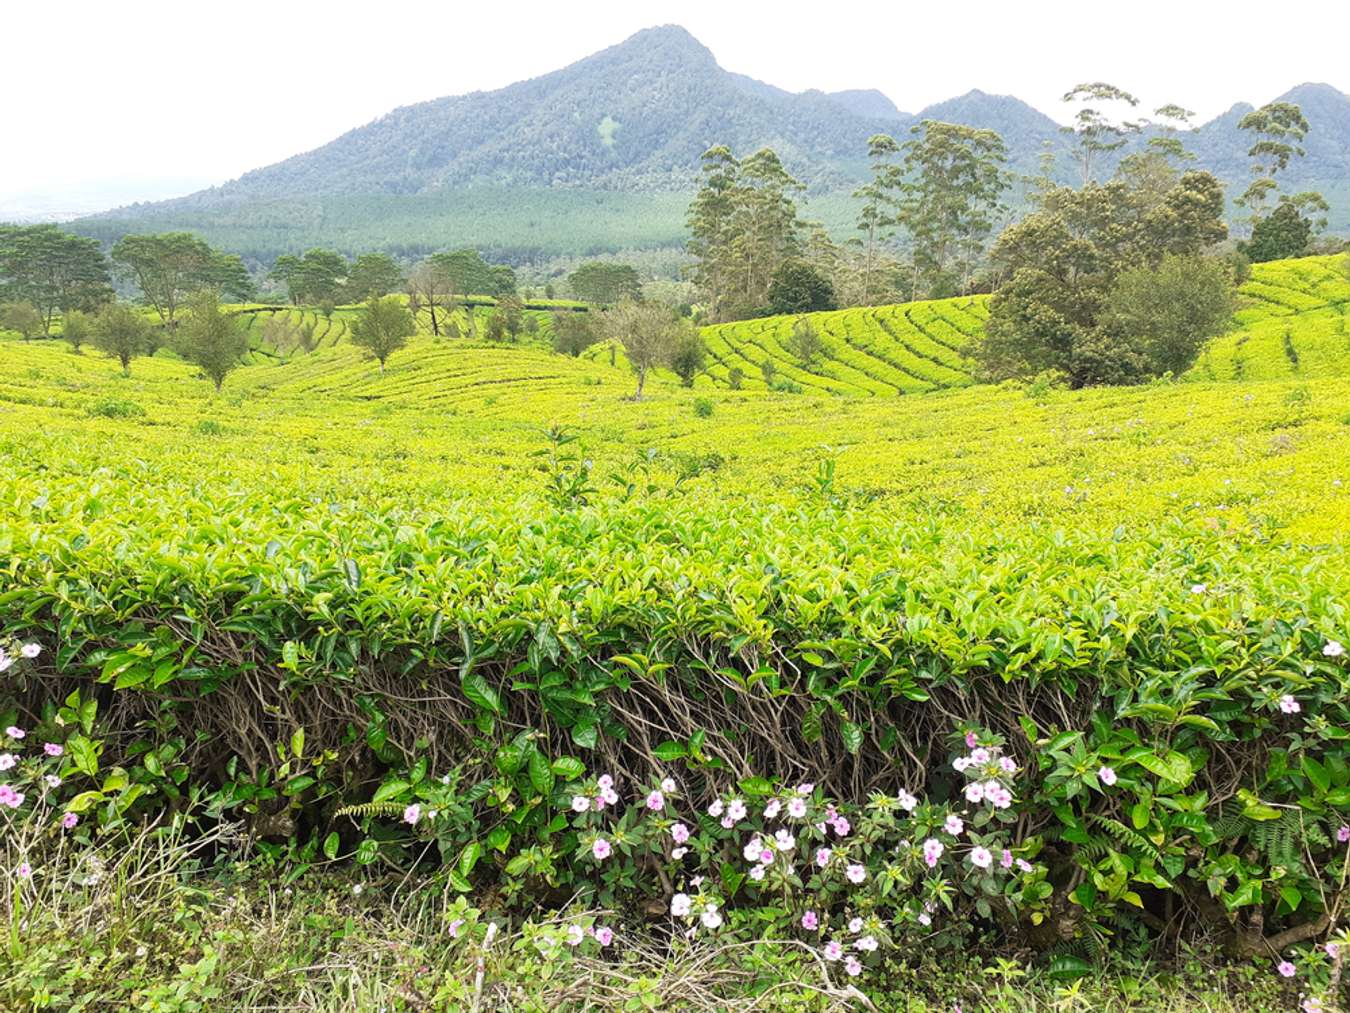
[4,0,1346,203]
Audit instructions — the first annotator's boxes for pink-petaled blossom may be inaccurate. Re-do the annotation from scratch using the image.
[774,829,795,851]
[1326,941,1339,958]
[744,839,764,862]
[855,934,878,952]
[965,731,978,749]
[759,848,775,864]
[897,789,918,812]
[999,756,1018,774]
[597,774,613,790]
[660,777,676,794]
[61,812,78,830]
[923,838,944,867]
[707,799,725,818]
[0,657,10,673]
[690,875,704,888]
[671,822,690,845]
[5,727,23,740]
[571,795,591,813]
[1280,695,1302,714]
[726,799,747,823]
[1324,640,1345,658]
[566,924,585,947]
[599,786,619,806]
[44,775,60,788]
[592,838,612,861]
[672,846,688,859]
[763,798,782,819]
[952,756,971,773]
[1277,960,1297,978]
[448,918,464,938]
[964,782,985,804]
[1338,825,1350,843]
[844,955,863,977]
[845,863,866,884]
[720,816,735,829]
[801,910,819,931]
[701,906,723,929]
[848,916,863,933]
[646,790,665,812]
[787,797,808,819]
[16,862,32,879]
[816,847,832,867]
[796,782,815,795]
[987,785,1013,810]
[0,785,23,809]
[1000,849,1014,870]
[749,864,767,881]
[944,814,964,836]
[1098,766,1117,786]
[831,816,851,837]
[823,940,843,961]
[969,846,993,869]
[970,748,990,765]
[671,893,692,917]
[594,925,614,947]
[402,803,421,826]
[1016,858,1035,873]
[918,912,932,926]
[1303,998,1325,1013]
[21,643,40,659]
[0,754,13,771]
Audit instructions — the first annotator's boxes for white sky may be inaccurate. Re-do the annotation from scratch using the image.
[3,0,1346,203]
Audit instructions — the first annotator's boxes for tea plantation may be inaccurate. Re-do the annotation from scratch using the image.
[1,255,1349,1009]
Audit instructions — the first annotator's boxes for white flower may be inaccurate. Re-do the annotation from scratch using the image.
[763,798,782,819]
[660,777,676,794]
[20,644,40,659]
[848,916,863,933]
[671,846,688,859]
[749,864,766,881]
[897,790,917,811]
[670,893,692,917]
[774,828,795,851]
[570,795,590,812]
[701,907,723,929]
[845,863,866,884]
[1190,583,1207,594]
[964,782,984,804]
[0,754,14,771]
[1325,641,1345,658]
[708,800,724,818]
[787,797,807,819]
[795,782,815,795]
[566,924,585,946]
[855,934,878,952]
[726,799,747,823]
[744,839,764,862]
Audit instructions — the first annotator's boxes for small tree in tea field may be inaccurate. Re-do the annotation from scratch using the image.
[61,309,92,352]
[174,289,249,391]
[351,295,414,373]
[92,302,151,375]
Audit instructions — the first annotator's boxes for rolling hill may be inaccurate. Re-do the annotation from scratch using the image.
[70,26,1350,260]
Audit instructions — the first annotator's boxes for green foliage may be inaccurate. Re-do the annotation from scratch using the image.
[60,309,93,352]
[1244,202,1314,263]
[346,252,402,301]
[1099,254,1236,376]
[692,396,714,418]
[0,300,44,341]
[172,290,249,391]
[0,225,112,333]
[91,301,152,374]
[768,261,837,315]
[350,295,414,371]
[552,311,597,357]
[567,262,641,304]
[111,232,253,325]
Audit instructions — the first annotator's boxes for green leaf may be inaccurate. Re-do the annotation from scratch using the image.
[354,838,379,865]
[447,870,472,892]
[486,826,511,853]
[737,776,774,797]
[653,741,687,762]
[66,735,99,778]
[65,790,105,814]
[840,719,864,755]
[291,727,305,759]
[1279,884,1303,912]
[1135,750,1194,787]
[1048,955,1091,981]
[529,750,555,795]
[323,832,340,860]
[372,779,410,804]
[550,756,585,779]
[1303,756,1331,794]
[461,672,502,715]
[459,842,483,878]
[571,720,598,749]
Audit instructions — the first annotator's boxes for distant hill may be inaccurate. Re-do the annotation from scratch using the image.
[74,26,1350,261]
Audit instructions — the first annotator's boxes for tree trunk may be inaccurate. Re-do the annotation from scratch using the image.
[634,365,646,400]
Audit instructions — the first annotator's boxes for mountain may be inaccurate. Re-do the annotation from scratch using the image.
[73,27,1350,261]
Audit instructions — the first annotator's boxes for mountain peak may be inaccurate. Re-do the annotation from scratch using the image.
[610,24,717,66]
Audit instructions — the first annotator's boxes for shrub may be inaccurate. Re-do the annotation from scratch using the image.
[692,397,713,418]
[86,397,145,419]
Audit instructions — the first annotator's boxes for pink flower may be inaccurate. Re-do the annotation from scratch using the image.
[701,907,723,929]
[671,822,690,844]
[1098,766,1117,787]
[970,748,990,765]
[1016,858,1035,873]
[796,782,815,795]
[1000,849,1014,870]
[660,777,676,794]
[0,785,23,809]
[944,814,964,836]
[670,893,691,917]
[16,862,32,879]
[44,775,59,788]
[1276,959,1296,978]
[594,925,613,946]
[744,839,764,862]
[448,918,464,938]
[571,795,590,813]
[20,643,40,659]
[707,800,725,818]
[672,847,688,859]
[720,816,735,829]
[5,727,23,740]
[1325,941,1339,959]
[61,812,78,830]
[0,754,13,771]
[845,863,866,884]
[969,847,993,869]
[855,934,878,952]
[952,756,971,772]
[964,782,984,803]
[42,742,62,758]
[987,785,1013,809]
[897,789,917,811]
[965,731,978,749]
[402,803,421,826]
[759,848,774,864]
[1339,825,1350,843]
[848,916,863,933]
[749,864,767,881]
[801,910,819,931]
[844,955,862,977]
[831,816,851,837]
[646,790,665,812]
[592,838,612,861]
[1279,695,1301,714]
[774,829,795,851]
[726,799,747,823]
[922,838,944,867]
[597,774,613,790]
[918,912,931,926]
[599,786,618,806]
[999,756,1018,774]
[816,847,832,867]
[566,924,585,947]
[1324,641,1345,658]
[823,940,843,961]
[763,798,782,819]
[787,797,807,819]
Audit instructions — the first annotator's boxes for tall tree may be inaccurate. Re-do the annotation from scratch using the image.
[896,121,1009,298]
[551,311,597,356]
[347,253,402,301]
[686,146,742,321]
[111,233,253,326]
[1117,105,1196,207]
[602,300,686,399]
[730,148,805,315]
[568,262,642,304]
[173,290,249,390]
[406,260,456,337]
[853,134,902,304]
[1236,102,1321,237]
[351,296,414,373]
[91,302,151,375]
[1061,83,1141,185]
[0,225,112,334]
